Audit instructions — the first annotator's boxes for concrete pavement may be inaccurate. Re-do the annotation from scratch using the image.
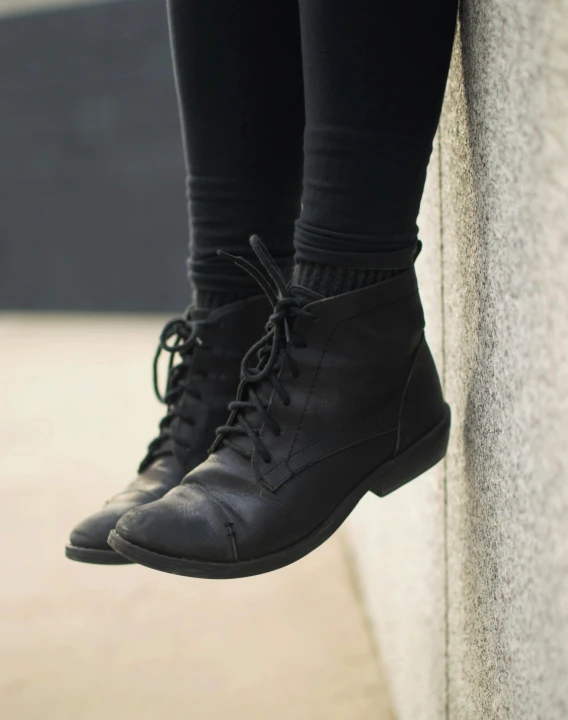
[0,314,394,720]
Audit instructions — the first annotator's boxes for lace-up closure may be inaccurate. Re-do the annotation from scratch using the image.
[66,293,271,565]
[109,237,453,578]
[212,236,316,463]
[138,311,217,473]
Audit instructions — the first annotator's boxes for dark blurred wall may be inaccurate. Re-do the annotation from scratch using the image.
[0,0,190,312]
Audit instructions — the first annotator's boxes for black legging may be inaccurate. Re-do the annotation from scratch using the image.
[167,0,458,297]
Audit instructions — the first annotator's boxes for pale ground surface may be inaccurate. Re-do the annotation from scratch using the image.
[0,314,394,720]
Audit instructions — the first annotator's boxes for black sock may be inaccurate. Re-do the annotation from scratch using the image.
[194,288,258,310]
[293,262,404,297]
[196,258,295,309]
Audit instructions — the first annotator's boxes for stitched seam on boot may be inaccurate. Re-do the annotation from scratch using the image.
[191,481,239,562]
[264,428,398,492]
[296,429,397,474]
[265,422,397,476]
[288,291,419,461]
[287,330,335,460]
[251,361,287,487]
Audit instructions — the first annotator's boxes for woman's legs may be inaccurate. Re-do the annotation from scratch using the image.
[294,0,458,294]
[66,3,305,563]
[167,0,305,307]
[109,1,459,576]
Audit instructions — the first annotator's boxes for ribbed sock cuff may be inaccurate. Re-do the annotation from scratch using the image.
[193,258,295,309]
[292,262,404,297]
[194,288,257,310]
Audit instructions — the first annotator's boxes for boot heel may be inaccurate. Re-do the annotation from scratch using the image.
[369,403,451,497]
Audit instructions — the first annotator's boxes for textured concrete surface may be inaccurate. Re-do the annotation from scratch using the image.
[0,315,395,720]
[345,142,447,720]
[442,3,568,717]
[347,1,568,718]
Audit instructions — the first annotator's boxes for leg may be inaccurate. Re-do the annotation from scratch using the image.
[110,0,458,578]
[168,0,305,307]
[294,0,458,293]
[66,2,304,563]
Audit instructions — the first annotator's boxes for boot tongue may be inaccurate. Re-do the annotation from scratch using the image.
[222,288,321,460]
[160,308,210,466]
[227,382,273,459]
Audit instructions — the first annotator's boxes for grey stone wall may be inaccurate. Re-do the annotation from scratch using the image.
[346,1,568,718]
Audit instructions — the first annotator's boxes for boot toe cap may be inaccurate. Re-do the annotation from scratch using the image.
[114,483,236,563]
[69,503,134,550]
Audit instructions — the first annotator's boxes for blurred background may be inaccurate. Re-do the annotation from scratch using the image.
[0,0,189,312]
[0,1,394,718]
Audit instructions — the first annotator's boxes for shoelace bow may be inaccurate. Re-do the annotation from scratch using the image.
[211,235,317,463]
[138,312,215,472]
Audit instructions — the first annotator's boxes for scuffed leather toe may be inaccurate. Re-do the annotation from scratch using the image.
[115,483,236,563]
[69,502,136,550]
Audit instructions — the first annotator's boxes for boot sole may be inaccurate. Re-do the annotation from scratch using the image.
[108,404,451,579]
[65,544,133,565]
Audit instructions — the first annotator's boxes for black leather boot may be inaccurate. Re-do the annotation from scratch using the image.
[109,238,451,578]
[65,295,269,564]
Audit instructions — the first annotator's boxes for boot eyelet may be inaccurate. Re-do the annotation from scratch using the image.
[263,454,272,464]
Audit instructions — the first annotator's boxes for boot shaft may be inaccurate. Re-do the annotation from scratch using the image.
[255,268,429,489]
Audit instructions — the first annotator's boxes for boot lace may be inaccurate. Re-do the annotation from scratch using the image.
[138,311,216,473]
[211,236,316,463]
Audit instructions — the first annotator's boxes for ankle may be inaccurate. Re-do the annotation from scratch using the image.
[194,288,258,310]
[194,257,295,310]
[292,261,404,297]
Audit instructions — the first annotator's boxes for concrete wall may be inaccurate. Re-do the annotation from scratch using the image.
[346,2,568,718]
